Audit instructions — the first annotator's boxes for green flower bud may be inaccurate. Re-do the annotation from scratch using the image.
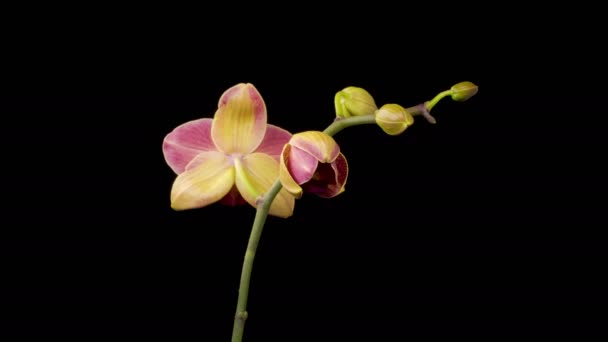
[374,104,414,136]
[334,86,378,118]
[450,81,479,101]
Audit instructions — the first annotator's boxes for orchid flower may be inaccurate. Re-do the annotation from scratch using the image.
[163,83,295,218]
[279,131,348,198]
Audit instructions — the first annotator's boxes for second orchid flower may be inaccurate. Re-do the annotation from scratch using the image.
[279,131,348,199]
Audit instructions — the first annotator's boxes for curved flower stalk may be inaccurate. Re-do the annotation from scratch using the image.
[163,83,295,218]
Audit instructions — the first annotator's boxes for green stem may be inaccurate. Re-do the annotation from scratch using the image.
[323,115,377,136]
[424,89,452,112]
[231,179,284,342]
[406,104,426,116]
[406,91,452,124]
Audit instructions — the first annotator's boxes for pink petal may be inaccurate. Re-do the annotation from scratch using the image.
[163,118,216,174]
[290,131,340,163]
[330,152,348,196]
[253,124,292,160]
[211,83,267,154]
[287,145,318,184]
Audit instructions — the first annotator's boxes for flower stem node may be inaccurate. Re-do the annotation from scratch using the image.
[334,86,378,118]
[374,104,414,135]
[235,311,248,320]
[255,195,265,207]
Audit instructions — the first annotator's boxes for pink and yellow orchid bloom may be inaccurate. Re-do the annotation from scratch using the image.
[163,83,295,218]
[279,131,348,199]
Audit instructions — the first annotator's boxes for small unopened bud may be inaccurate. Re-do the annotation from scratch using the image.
[450,81,478,101]
[374,104,414,135]
[334,86,378,118]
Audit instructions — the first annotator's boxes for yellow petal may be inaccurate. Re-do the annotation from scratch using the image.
[289,131,340,163]
[211,83,267,154]
[279,144,304,198]
[170,151,235,210]
[234,152,295,218]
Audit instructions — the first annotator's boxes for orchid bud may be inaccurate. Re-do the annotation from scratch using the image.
[374,104,414,136]
[334,86,378,118]
[450,81,478,102]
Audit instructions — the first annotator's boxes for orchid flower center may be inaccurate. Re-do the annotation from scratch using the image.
[311,171,322,181]
[230,153,244,161]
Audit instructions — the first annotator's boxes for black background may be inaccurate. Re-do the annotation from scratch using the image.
[2,5,606,339]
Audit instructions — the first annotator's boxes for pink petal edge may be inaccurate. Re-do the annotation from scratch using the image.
[254,124,292,160]
[163,118,216,174]
[331,152,348,193]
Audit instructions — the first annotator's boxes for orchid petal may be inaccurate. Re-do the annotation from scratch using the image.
[287,145,318,184]
[290,131,340,163]
[170,151,235,210]
[279,144,303,198]
[253,124,292,160]
[302,152,348,198]
[163,118,216,174]
[234,153,295,218]
[211,83,267,154]
[329,152,348,197]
